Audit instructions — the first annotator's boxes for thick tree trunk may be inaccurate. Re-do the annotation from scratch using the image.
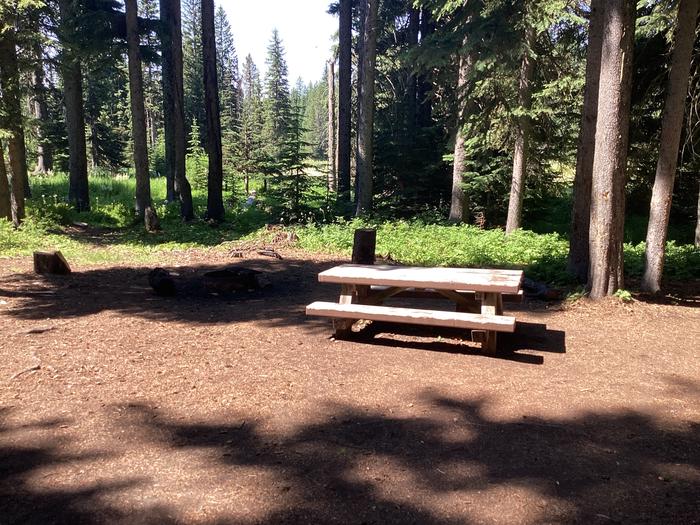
[569,0,604,282]
[505,24,536,234]
[642,0,700,293]
[327,58,337,192]
[58,0,90,212]
[0,142,11,221]
[355,0,379,216]
[588,0,635,299]
[337,0,352,205]
[202,0,224,221]
[161,0,194,220]
[0,28,27,225]
[449,48,473,223]
[696,185,700,247]
[126,0,157,230]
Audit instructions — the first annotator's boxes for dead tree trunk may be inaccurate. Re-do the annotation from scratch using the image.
[449,46,473,223]
[202,0,224,222]
[0,142,11,221]
[0,28,27,225]
[588,0,635,299]
[58,0,90,212]
[161,0,194,220]
[327,58,337,192]
[642,0,700,293]
[505,24,536,234]
[569,0,604,282]
[355,0,379,216]
[126,0,158,230]
[337,0,352,206]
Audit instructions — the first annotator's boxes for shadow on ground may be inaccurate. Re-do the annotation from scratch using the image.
[2,394,698,524]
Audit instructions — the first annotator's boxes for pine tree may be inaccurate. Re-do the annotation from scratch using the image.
[276,89,310,221]
[263,29,291,165]
[239,54,265,194]
[182,0,205,147]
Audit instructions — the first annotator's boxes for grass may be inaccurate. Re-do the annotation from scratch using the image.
[1,173,699,284]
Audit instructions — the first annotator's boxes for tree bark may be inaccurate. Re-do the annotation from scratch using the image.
[0,142,11,221]
[58,0,90,212]
[126,0,157,229]
[0,27,27,225]
[568,0,604,282]
[449,47,473,223]
[696,184,700,247]
[355,0,379,216]
[327,58,337,192]
[31,51,53,174]
[161,0,194,220]
[588,0,635,299]
[642,0,700,293]
[337,0,352,206]
[417,8,434,128]
[202,0,224,222]
[505,24,536,234]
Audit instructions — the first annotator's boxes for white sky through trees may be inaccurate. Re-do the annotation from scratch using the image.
[219,0,337,84]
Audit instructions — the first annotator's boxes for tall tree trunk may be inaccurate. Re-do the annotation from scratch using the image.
[161,0,194,220]
[569,0,605,282]
[0,142,11,221]
[588,0,635,299]
[31,52,53,174]
[642,0,700,293]
[327,58,337,192]
[505,24,536,234]
[696,184,700,247]
[202,0,224,221]
[58,0,90,212]
[355,0,379,216]
[337,0,352,206]
[126,0,157,229]
[417,8,434,127]
[0,27,27,225]
[449,47,473,223]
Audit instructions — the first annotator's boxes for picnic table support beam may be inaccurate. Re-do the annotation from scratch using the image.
[333,283,356,336]
[475,292,503,353]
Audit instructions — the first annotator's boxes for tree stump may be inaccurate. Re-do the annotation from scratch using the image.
[148,268,177,296]
[33,251,71,275]
[351,228,376,265]
[202,267,262,294]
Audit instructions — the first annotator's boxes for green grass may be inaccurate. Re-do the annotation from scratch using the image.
[2,174,698,284]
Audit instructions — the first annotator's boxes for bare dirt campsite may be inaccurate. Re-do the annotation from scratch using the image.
[1,249,698,525]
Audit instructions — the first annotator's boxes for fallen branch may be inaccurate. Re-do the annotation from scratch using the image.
[11,352,41,380]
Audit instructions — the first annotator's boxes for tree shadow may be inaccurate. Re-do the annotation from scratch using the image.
[111,393,699,524]
[0,408,174,525]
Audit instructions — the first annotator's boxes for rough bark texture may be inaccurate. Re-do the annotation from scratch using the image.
[160,0,177,203]
[569,0,605,283]
[126,0,156,229]
[327,59,337,192]
[642,0,700,293]
[588,0,635,299]
[58,0,90,212]
[202,0,224,222]
[161,0,194,220]
[355,0,379,216]
[0,28,27,225]
[0,142,11,221]
[449,49,473,223]
[505,25,536,234]
[337,0,352,205]
[31,52,52,174]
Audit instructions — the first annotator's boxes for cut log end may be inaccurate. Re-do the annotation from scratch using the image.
[33,251,71,275]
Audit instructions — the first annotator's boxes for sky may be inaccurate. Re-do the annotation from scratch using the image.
[219,0,337,85]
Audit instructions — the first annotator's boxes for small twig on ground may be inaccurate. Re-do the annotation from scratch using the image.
[257,250,282,259]
[11,351,42,380]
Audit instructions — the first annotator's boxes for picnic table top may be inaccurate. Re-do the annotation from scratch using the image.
[318,264,524,294]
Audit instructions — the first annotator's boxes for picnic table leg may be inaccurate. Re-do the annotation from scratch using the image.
[478,292,502,354]
[333,284,356,336]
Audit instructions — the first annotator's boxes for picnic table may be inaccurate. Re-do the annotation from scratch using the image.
[306,264,524,353]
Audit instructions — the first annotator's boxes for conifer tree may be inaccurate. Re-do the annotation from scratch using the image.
[239,54,265,194]
[182,0,205,146]
[263,29,291,165]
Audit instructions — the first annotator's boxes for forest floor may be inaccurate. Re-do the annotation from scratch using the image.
[0,247,698,525]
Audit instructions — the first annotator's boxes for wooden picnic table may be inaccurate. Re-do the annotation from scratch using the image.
[306,264,524,353]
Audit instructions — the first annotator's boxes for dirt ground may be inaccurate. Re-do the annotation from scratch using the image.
[0,249,698,525]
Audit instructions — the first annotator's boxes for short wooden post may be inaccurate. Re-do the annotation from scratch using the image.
[33,251,71,275]
[351,228,376,265]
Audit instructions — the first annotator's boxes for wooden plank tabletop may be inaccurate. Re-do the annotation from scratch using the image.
[318,264,523,294]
